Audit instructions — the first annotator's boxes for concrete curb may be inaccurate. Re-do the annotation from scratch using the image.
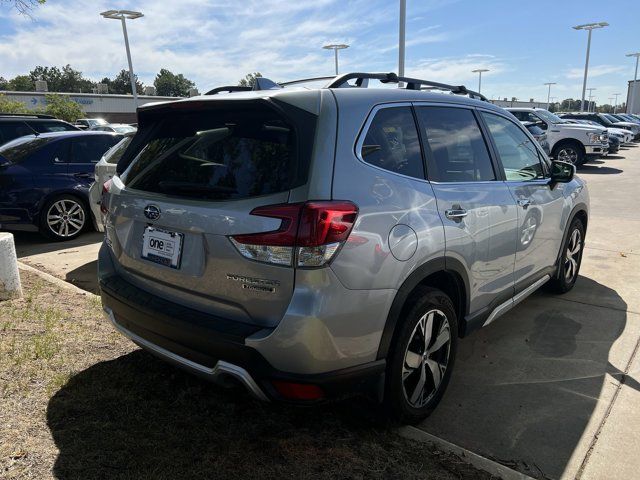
[398,426,535,480]
[17,261,99,299]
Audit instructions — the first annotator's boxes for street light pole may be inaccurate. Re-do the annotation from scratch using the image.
[586,87,596,112]
[472,69,489,94]
[613,92,621,113]
[322,44,349,75]
[625,52,640,114]
[573,22,608,112]
[399,0,406,79]
[101,10,143,106]
[544,82,557,110]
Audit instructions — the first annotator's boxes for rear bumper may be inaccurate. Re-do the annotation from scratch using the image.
[98,244,385,402]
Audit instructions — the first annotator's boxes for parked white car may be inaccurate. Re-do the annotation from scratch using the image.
[507,108,608,166]
[563,119,634,145]
[88,134,134,231]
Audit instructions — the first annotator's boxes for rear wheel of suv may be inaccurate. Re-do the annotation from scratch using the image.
[553,141,585,167]
[384,287,458,423]
[40,194,88,241]
[546,218,585,294]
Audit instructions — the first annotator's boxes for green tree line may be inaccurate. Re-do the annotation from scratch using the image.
[0,65,196,97]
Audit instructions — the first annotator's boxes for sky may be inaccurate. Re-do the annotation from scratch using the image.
[0,0,639,105]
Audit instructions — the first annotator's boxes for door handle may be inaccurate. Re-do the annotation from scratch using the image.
[445,208,468,221]
[517,198,531,209]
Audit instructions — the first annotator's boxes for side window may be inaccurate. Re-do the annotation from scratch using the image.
[27,121,75,133]
[70,136,114,163]
[481,112,545,181]
[360,106,424,179]
[0,122,33,144]
[416,107,495,182]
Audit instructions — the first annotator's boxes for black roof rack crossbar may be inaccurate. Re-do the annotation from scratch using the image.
[324,72,489,102]
[204,86,252,95]
[0,112,56,119]
[279,76,336,87]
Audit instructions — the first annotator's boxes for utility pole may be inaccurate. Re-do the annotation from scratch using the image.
[573,22,608,112]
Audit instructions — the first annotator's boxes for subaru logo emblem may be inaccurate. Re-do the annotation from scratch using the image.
[144,205,161,221]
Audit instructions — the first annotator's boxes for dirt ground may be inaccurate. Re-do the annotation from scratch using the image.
[0,271,493,480]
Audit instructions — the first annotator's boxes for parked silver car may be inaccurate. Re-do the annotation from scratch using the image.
[99,73,589,422]
[88,133,134,231]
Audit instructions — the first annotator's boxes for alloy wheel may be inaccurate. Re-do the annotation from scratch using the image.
[402,309,451,408]
[564,228,582,282]
[46,199,85,238]
[557,148,578,164]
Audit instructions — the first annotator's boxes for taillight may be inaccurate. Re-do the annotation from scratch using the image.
[271,381,324,401]
[100,179,112,215]
[229,201,358,268]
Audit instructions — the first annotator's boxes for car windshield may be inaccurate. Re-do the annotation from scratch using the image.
[535,109,565,124]
[0,135,54,164]
[89,119,108,126]
[113,125,137,134]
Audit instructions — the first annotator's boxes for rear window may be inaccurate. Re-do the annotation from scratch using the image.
[27,120,77,133]
[104,136,133,164]
[123,104,305,200]
[0,135,53,164]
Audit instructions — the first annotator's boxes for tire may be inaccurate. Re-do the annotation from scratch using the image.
[384,287,458,424]
[545,218,585,294]
[553,141,585,167]
[40,194,88,241]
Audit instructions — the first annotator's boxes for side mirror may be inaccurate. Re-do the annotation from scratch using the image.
[550,160,575,183]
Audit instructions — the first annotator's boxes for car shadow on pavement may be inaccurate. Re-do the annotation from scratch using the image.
[45,351,395,480]
[578,165,623,175]
[12,231,103,258]
[65,260,99,294]
[419,276,632,479]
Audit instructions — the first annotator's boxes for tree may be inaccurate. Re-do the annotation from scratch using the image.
[0,77,8,90]
[0,94,30,114]
[43,94,83,122]
[154,68,195,97]
[0,0,45,15]
[29,64,96,93]
[107,69,144,95]
[8,75,33,91]
[238,72,262,88]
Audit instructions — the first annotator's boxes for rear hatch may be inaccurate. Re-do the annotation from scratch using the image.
[105,97,318,328]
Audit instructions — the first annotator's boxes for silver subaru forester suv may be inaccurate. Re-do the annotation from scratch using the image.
[99,73,589,422]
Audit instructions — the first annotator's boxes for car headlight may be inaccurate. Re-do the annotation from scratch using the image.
[587,132,600,143]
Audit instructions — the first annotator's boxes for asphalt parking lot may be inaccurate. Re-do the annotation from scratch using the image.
[9,146,640,480]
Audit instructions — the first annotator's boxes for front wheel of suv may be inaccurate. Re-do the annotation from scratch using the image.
[546,218,585,294]
[384,287,458,424]
[553,141,585,167]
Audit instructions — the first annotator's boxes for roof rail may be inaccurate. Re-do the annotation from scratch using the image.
[204,86,252,95]
[0,113,56,119]
[279,76,336,87]
[325,72,489,102]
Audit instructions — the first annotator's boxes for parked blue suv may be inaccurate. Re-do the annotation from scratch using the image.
[0,131,122,240]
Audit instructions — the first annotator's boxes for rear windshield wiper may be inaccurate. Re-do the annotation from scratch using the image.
[156,181,238,198]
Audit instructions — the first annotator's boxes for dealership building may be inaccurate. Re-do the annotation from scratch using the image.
[0,90,182,123]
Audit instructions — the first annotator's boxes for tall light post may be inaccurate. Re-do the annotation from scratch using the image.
[573,22,608,112]
[101,10,143,106]
[613,92,621,113]
[625,52,640,114]
[472,68,489,94]
[544,82,557,109]
[322,44,349,75]
[587,87,596,112]
[399,0,406,79]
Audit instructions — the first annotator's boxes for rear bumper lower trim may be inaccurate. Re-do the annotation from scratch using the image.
[103,306,270,401]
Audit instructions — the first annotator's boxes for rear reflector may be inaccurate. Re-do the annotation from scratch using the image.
[100,179,113,215]
[271,381,325,401]
[230,201,358,268]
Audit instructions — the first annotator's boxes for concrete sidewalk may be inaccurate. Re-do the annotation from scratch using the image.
[417,146,640,479]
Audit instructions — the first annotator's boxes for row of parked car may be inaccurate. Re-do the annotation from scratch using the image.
[0,114,135,240]
[0,74,635,421]
[509,107,640,167]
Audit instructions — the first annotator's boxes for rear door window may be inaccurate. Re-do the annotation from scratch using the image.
[416,107,495,182]
[123,104,308,200]
[70,136,117,163]
[0,121,33,144]
[359,106,424,179]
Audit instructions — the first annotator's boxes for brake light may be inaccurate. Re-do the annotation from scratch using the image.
[229,201,358,267]
[271,381,324,401]
[100,179,113,215]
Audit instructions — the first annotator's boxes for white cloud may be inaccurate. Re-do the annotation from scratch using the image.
[565,64,626,79]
